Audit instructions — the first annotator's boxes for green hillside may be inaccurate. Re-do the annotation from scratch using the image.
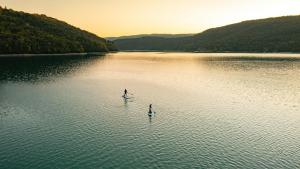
[0,6,116,54]
[114,15,300,52]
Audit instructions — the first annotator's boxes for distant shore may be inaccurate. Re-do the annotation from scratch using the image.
[117,50,300,54]
[0,52,114,58]
[1,51,300,56]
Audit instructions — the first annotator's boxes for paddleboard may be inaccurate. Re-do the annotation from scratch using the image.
[148,111,155,116]
[122,95,133,99]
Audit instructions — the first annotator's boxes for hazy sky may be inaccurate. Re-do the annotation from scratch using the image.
[1,0,300,37]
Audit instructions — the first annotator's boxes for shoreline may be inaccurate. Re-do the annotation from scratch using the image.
[0,52,113,58]
[118,50,300,54]
[1,51,300,59]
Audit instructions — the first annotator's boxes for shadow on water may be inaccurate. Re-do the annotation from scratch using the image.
[197,55,300,62]
[0,54,107,83]
[148,115,152,123]
[123,97,129,109]
[197,56,300,71]
[148,111,156,124]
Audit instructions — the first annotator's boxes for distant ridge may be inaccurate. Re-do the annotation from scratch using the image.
[106,34,194,41]
[0,6,117,54]
[114,15,300,53]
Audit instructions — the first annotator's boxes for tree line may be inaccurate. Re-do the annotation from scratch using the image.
[0,6,116,54]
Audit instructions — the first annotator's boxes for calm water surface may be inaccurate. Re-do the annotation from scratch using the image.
[0,52,300,168]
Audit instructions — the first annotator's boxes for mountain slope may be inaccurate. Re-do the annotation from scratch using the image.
[106,34,194,41]
[114,15,300,52]
[0,6,116,54]
[112,36,190,51]
[189,15,300,52]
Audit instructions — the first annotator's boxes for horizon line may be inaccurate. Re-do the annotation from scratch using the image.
[2,5,300,38]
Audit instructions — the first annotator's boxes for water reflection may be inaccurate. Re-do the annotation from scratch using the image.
[0,54,106,83]
[148,112,156,124]
[197,55,300,62]
[148,114,153,123]
[113,52,300,62]
[1,52,300,168]
[148,109,156,124]
[200,59,300,72]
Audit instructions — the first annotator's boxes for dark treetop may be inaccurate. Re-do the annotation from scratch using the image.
[0,6,117,54]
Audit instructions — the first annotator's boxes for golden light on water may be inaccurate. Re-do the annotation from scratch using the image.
[1,0,300,37]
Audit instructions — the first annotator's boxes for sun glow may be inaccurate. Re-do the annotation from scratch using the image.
[1,0,300,37]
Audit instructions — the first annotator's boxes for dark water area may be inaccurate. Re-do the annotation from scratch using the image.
[0,54,106,82]
[0,52,300,168]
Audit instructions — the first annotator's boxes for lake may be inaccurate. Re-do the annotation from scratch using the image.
[1,52,300,168]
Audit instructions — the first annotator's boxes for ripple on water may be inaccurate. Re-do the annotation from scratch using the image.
[1,53,300,168]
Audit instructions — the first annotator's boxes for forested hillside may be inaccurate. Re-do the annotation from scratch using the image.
[0,6,116,54]
[114,15,300,52]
